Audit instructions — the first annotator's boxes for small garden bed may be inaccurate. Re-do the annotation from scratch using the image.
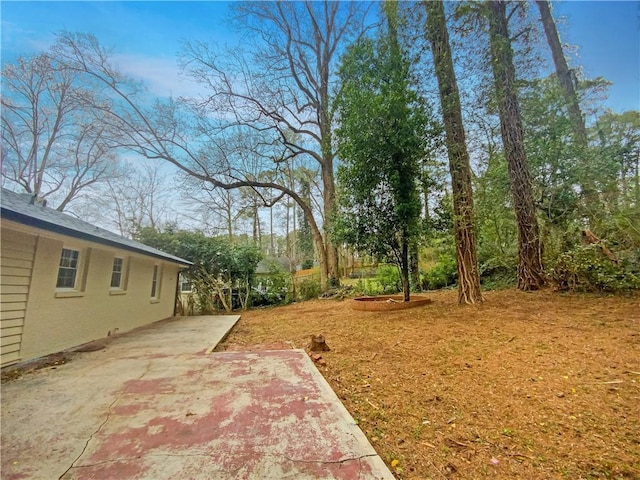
[351,295,433,311]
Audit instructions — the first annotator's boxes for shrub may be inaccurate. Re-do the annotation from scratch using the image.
[252,262,291,307]
[423,253,457,290]
[375,265,401,294]
[298,279,322,301]
[479,257,516,290]
[550,244,640,293]
[353,278,383,296]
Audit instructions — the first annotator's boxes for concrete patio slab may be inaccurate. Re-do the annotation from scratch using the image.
[1,315,393,480]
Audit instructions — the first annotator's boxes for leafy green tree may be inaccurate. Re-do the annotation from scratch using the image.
[521,77,639,250]
[593,111,640,211]
[333,2,433,301]
[137,227,262,311]
[474,141,518,284]
[536,0,606,228]
[521,79,580,212]
[476,76,640,292]
[590,110,640,273]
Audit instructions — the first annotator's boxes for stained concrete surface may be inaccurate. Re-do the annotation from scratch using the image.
[1,315,393,479]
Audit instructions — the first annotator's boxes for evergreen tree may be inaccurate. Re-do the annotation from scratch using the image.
[334,2,433,301]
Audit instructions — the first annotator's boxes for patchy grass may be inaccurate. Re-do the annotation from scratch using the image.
[220,288,640,479]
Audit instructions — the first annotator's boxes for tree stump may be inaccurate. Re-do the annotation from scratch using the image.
[309,334,331,352]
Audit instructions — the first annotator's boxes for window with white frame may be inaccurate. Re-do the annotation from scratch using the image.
[110,257,124,289]
[57,248,80,289]
[150,264,160,299]
[180,273,192,293]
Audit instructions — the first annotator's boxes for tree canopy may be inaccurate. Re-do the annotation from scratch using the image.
[1,1,638,297]
[137,227,262,311]
[333,2,436,301]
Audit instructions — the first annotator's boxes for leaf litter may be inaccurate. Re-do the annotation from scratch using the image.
[221,288,639,479]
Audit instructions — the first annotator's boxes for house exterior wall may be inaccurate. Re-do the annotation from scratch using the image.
[1,221,181,365]
[1,228,36,365]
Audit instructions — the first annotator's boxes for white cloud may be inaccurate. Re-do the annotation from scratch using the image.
[0,21,55,60]
[114,53,206,99]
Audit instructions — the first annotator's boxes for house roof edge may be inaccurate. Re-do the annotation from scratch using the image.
[1,190,192,266]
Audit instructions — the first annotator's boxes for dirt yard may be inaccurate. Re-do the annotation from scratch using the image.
[219,289,640,480]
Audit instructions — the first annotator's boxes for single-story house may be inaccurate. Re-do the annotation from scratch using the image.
[0,188,191,367]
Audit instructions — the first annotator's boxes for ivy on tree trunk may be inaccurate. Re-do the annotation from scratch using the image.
[425,0,483,304]
[487,0,545,291]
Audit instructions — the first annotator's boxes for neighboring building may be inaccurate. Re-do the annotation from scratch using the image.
[178,272,196,315]
[0,189,191,367]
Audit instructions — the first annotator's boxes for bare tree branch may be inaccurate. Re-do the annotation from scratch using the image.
[1,52,121,210]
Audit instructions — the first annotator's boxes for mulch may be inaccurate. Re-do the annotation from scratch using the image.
[219,288,640,479]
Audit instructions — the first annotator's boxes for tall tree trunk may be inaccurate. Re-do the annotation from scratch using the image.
[321,152,340,287]
[425,0,483,304]
[318,16,340,288]
[218,190,233,242]
[292,200,297,269]
[256,204,262,249]
[536,0,596,224]
[410,241,421,291]
[252,200,259,244]
[269,188,274,255]
[401,231,410,302]
[536,0,587,145]
[313,231,328,289]
[634,152,639,207]
[487,0,545,291]
[421,169,431,223]
[286,201,291,261]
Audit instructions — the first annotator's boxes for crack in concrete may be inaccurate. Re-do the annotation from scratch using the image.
[268,452,386,479]
[62,452,215,470]
[281,452,390,479]
[54,355,388,479]
[59,450,382,478]
[285,453,390,480]
[280,452,380,465]
[57,360,152,480]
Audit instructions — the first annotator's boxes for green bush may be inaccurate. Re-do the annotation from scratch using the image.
[375,265,400,294]
[423,253,457,290]
[550,244,640,293]
[479,269,516,290]
[352,278,383,296]
[251,261,292,307]
[479,256,516,290]
[298,279,322,301]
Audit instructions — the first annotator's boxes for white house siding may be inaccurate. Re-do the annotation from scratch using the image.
[1,228,36,366]
[1,221,182,364]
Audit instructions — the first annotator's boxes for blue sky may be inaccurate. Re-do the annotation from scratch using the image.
[1,1,638,112]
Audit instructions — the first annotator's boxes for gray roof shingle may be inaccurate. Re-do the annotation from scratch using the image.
[1,188,191,266]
